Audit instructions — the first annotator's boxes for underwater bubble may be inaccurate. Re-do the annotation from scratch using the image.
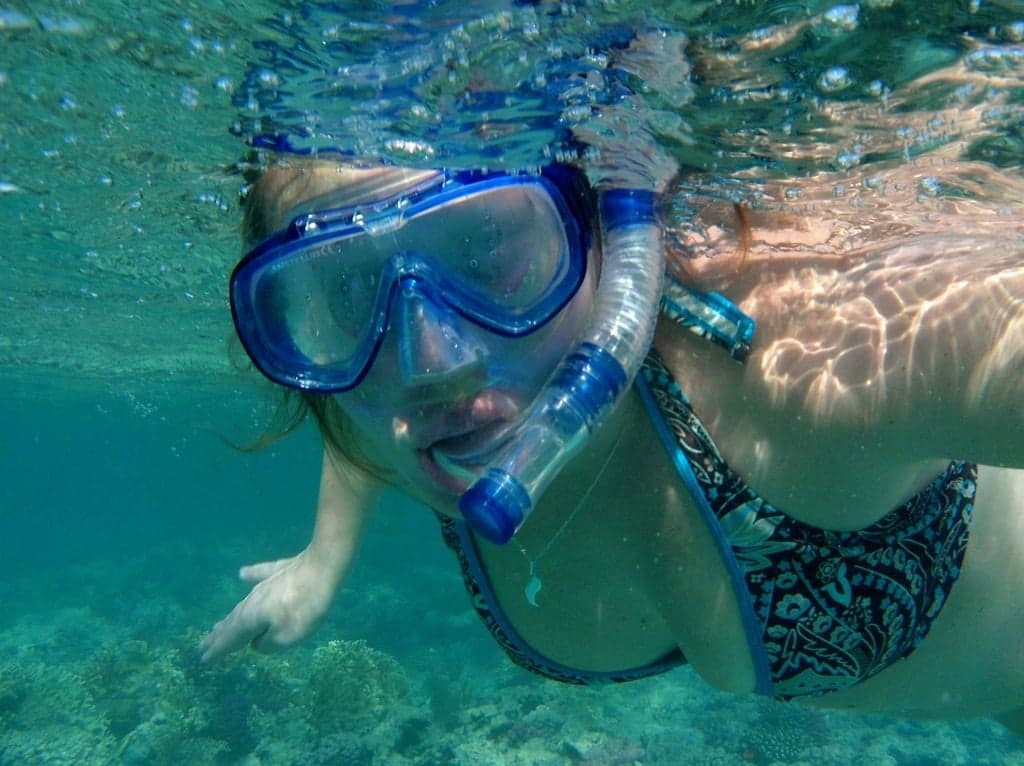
[257,68,281,88]
[197,191,229,213]
[784,187,804,200]
[965,46,1024,73]
[384,139,435,158]
[180,85,200,108]
[214,76,234,94]
[408,103,434,122]
[896,125,917,141]
[749,26,778,43]
[981,105,1012,125]
[37,14,92,35]
[818,66,853,92]
[822,4,859,32]
[917,176,942,198]
[836,148,862,169]
[863,175,885,192]
[0,9,32,29]
[562,104,592,123]
[954,81,977,101]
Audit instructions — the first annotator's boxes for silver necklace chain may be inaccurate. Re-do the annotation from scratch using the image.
[518,426,626,607]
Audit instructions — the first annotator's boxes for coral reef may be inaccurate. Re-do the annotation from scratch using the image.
[0,612,431,766]
[1,564,1023,765]
[307,638,410,732]
[0,658,117,766]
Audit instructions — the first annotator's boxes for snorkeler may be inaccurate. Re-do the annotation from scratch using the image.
[201,149,1024,735]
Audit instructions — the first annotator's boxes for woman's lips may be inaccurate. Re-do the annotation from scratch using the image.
[414,391,521,493]
[431,417,518,461]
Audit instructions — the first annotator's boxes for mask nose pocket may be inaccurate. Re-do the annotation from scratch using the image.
[394,279,487,384]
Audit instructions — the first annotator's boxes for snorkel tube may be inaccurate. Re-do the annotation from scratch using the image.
[459,188,664,544]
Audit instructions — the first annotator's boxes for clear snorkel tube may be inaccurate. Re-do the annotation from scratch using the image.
[459,187,665,544]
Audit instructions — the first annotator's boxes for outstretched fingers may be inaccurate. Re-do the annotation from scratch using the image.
[239,557,294,583]
[199,599,270,663]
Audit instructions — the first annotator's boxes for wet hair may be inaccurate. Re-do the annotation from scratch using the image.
[661,191,753,290]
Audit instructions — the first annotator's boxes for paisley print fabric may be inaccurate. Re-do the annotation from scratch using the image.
[640,351,976,699]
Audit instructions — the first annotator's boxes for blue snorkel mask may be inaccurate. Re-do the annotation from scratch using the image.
[231,164,664,545]
[231,168,590,393]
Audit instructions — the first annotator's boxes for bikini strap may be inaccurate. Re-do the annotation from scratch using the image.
[660,276,755,361]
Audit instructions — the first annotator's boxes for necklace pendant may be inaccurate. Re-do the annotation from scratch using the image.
[524,574,543,607]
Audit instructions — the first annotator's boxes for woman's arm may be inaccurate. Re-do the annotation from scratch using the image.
[670,160,1024,468]
[758,219,1024,467]
[200,449,381,661]
[901,239,1024,466]
[303,449,381,588]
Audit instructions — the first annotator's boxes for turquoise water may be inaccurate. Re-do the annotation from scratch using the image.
[2,1,1023,764]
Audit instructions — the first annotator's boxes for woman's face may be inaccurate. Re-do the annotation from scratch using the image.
[335,250,597,516]
[247,162,597,516]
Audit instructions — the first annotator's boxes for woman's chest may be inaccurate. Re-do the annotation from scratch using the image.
[468,400,761,689]
[477,521,678,673]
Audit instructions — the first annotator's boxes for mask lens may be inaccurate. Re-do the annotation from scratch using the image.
[400,183,569,314]
[249,237,383,368]
[232,172,584,391]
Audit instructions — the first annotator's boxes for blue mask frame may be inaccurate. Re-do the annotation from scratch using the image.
[230,167,591,393]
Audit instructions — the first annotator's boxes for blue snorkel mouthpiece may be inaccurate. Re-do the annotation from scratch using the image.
[460,188,664,544]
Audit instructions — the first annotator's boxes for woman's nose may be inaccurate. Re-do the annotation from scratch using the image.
[392,281,488,386]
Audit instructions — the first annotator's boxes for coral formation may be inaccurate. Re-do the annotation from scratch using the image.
[307,638,410,733]
[0,573,1022,765]
[0,614,427,766]
[0,658,117,766]
[742,704,830,765]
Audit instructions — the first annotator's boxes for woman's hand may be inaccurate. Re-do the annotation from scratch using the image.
[200,448,381,662]
[200,547,344,661]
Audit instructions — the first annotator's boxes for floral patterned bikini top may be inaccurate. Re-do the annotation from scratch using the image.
[439,279,976,700]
